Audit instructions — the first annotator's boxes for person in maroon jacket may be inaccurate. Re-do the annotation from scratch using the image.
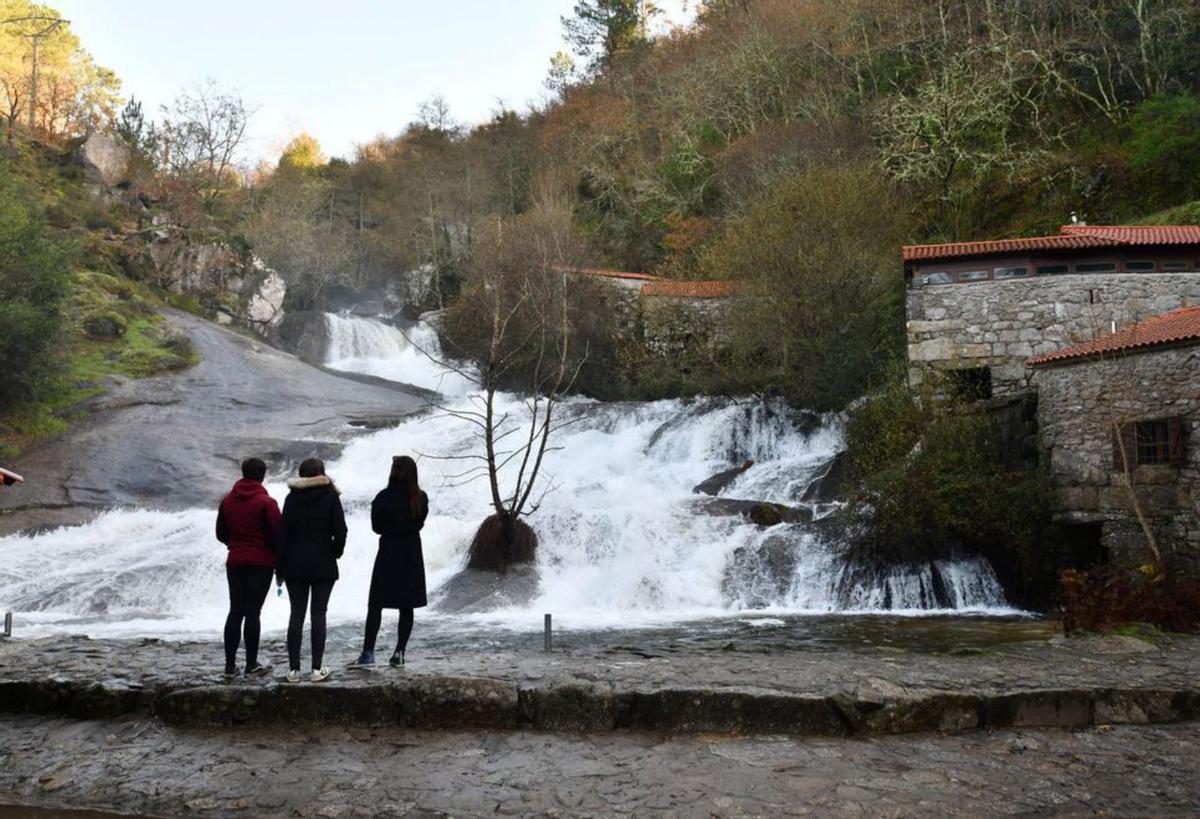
[216,457,282,678]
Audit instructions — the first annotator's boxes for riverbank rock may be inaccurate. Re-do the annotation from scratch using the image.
[433,564,540,613]
[276,310,331,364]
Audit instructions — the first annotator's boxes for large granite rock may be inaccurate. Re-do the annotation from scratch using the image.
[432,564,540,614]
[78,132,131,188]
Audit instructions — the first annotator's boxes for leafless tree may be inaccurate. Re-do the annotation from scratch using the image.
[159,78,252,198]
[432,203,589,570]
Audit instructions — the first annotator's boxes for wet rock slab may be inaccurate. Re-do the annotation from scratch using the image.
[1,631,1198,737]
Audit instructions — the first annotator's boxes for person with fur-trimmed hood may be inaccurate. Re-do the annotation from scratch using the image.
[277,457,347,683]
[216,457,281,679]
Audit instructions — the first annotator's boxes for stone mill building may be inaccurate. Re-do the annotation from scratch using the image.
[904,225,1200,566]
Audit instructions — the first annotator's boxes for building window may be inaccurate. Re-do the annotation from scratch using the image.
[1113,418,1184,469]
[1036,264,1071,275]
[949,367,993,401]
[958,270,989,282]
[1125,261,1155,272]
[914,272,953,287]
[1161,261,1190,271]
[994,266,1029,279]
[1076,262,1117,273]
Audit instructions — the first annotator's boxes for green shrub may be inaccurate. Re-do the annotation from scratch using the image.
[0,175,75,409]
[82,309,128,340]
[842,369,1054,606]
[1125,94,1200,204]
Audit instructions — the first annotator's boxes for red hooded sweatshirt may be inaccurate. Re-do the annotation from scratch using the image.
[216,478,283,568]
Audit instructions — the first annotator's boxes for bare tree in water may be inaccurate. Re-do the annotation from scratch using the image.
[434,200,591,571]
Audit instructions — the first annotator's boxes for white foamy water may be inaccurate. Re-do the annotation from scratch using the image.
[0,314,1015,638]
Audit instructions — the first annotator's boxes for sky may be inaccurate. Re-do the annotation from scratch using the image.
[54,0,695,163]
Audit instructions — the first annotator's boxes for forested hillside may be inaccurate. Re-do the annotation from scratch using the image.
[248,0,1200,406]
[3,0,1200,445]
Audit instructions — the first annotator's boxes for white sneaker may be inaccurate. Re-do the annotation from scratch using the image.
[285,669,301,683]
[311,667,332,683]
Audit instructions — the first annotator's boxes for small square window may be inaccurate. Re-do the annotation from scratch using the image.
[1125,261,1155,272]
[1113,417,1184,469]
[1037,264,1070,275]
[1076,262,1117,273]
[949,367,993,400]
[958,270,989,282]
[994,266,1029,279]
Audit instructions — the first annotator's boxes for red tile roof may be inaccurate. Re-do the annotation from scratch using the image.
[1028,305,1200,367]
[556,265,663,282]
[641,280,740,298]
[904,225,1200,263]
[1059,225,1200,244]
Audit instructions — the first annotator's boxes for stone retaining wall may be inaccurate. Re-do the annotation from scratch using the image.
[906,273,1200,397]
[1034,344,1200,565]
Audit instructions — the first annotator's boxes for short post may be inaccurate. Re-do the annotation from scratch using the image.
[543,613,552,652]
[3,612,11,639]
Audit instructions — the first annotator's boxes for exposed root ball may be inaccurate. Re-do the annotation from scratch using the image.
[466,513,538,572]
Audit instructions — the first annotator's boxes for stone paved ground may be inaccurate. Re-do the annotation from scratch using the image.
[3,627,1197,701]
[1,716,1199,817]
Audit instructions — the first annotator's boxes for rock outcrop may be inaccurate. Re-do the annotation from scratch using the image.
[78,132,131,189]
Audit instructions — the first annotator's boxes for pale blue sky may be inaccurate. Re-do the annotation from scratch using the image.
[55,0,693,163]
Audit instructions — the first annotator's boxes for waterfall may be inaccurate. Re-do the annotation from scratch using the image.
[0,313,1015,638]
[324,313,475,396]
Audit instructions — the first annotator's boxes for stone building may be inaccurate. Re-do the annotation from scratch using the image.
[905,225,1200,398]
[1028,307,1200,566]
[565,267,738,354]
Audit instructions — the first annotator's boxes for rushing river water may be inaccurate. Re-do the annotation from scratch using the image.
[0,313,1018,639]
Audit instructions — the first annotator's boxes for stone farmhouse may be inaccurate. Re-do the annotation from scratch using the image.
[904,225,1200,566]
[566,266,738,354]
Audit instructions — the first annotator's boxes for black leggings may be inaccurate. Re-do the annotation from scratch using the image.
[363,607,414,655]
[224,566,274,671]
[286,579,335,671]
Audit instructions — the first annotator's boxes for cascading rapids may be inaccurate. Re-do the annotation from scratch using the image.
[0,313,1014,638]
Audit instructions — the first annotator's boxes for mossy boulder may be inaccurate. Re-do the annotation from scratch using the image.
[82,310,128,339]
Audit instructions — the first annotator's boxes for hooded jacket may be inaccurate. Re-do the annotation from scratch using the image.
[216,478,282,569]
[277,475,348,582]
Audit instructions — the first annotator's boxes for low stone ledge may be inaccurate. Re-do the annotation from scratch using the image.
[4,676,1200,736]
[614,689,850,736]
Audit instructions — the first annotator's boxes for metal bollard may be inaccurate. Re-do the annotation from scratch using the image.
[543,613,552,652]
[3,612,11,638]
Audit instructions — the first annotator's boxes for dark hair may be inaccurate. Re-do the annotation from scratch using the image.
[389,455,424,518]
[241,457,267,481]
[298,458,326,478]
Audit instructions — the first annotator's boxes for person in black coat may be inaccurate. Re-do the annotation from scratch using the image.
[352,455,428,668]
[277,457,347,683]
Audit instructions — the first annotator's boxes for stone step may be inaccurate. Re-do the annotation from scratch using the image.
[2,676,1197,736]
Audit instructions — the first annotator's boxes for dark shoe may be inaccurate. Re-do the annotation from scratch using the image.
[389,650,405,667]
[222,665,239,679]
[245,662,272,677]
[349,651,375,668]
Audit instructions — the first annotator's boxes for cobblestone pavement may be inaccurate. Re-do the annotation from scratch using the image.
[1,716,1199,817]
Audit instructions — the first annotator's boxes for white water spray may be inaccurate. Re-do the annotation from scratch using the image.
[0,314,1014,638]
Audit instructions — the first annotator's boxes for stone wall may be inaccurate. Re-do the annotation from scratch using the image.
[907,273,1200,396]
[641,294,733,355]
[1033,345,1200,567]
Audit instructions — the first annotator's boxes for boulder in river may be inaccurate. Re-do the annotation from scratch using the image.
[693,460,754,496]
[433,564,540,614]
[689,497,812,525]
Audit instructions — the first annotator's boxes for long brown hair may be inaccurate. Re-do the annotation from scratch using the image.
[389,455,424,518]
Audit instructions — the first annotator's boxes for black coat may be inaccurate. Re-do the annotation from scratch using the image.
[277,476,347,582]
[368,483,428,609]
